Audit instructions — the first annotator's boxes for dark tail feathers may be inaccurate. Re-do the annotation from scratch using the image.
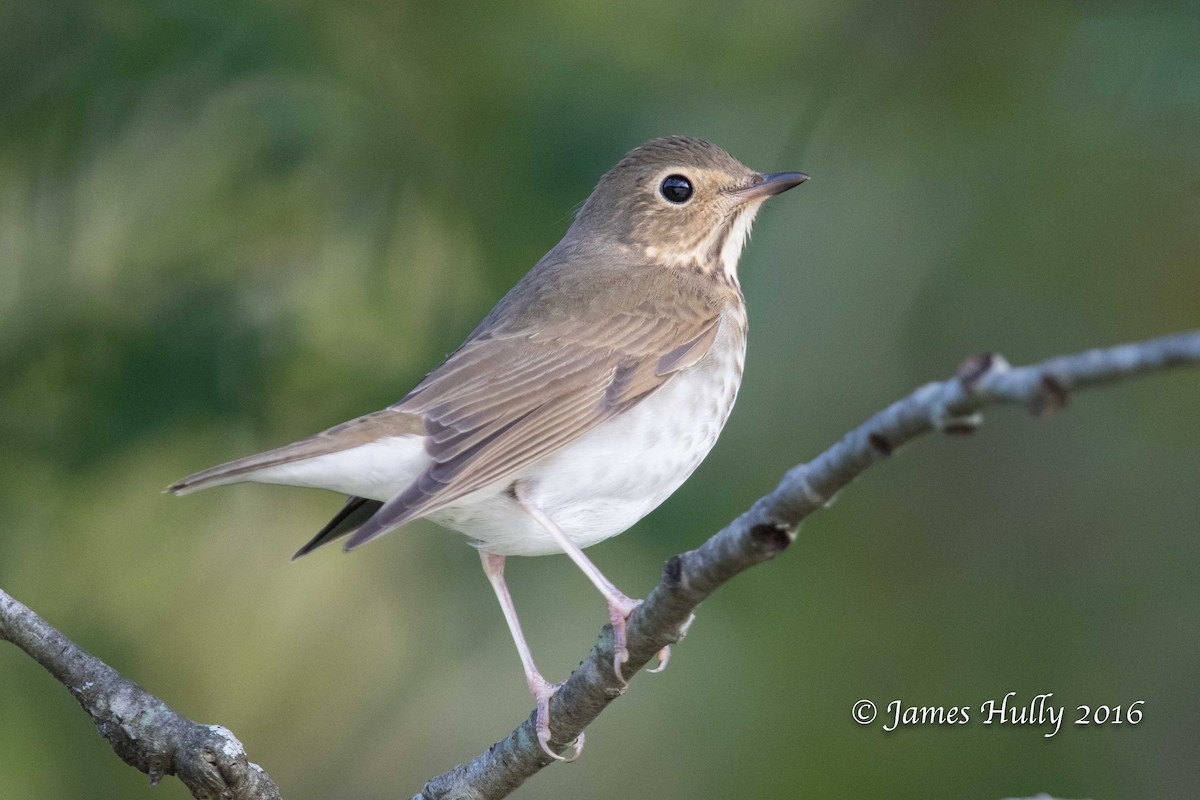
[293,496,385,559]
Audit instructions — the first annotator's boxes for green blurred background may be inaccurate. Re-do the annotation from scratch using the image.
[2,1,1198,797]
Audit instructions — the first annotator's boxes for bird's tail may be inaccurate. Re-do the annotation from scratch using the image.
[166,437,336,495]
[292,496,385,558]
[167,408,425,495]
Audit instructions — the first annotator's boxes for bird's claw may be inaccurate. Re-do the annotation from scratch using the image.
[648,612,695,672]
[608,595,643,684]
[646,645,671,673]
[531,675,584,762]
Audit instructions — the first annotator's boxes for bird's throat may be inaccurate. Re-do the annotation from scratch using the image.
[717,206,760,285]
[642,205,761,288]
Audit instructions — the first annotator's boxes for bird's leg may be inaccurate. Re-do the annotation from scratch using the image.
[515,487,670,684]
[480,551,583,762]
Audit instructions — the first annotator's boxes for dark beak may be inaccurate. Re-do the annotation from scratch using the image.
[732,171,810,202]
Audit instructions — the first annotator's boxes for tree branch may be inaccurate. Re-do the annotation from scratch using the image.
[415,329,1200,800]
[0,588,282,800]
[2,332,1196,799]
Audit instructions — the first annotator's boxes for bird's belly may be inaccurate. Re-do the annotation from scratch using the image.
[444,319,746,556]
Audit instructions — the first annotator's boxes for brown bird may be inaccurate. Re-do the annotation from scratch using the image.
[169,136,807,759]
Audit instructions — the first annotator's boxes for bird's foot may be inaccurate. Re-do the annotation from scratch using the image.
[607,594,642,684]
[529,673,584,762]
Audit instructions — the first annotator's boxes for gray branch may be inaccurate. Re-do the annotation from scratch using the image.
[415,329,1200,800]
[0,588,282,800]
[2,332,1196,799]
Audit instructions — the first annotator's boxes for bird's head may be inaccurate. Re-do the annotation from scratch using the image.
[569,136,808,283]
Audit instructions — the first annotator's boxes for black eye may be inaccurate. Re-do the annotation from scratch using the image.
[660,174,694,204]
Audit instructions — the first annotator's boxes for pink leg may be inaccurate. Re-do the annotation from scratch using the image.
[480,551,583,761]
[515,487,671,684]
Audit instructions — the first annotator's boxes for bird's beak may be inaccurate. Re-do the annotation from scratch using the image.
[731,171,810,202]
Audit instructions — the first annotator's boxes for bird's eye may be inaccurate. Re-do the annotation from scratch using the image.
[659,174,694,204]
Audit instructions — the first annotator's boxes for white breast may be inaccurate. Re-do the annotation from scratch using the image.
[439,309,748,555]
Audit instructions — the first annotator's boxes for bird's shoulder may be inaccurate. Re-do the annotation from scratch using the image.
[469,242,742,344]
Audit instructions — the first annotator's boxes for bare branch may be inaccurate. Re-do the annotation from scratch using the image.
[415,330,1200,800]
[0,588,282,800]
[2,332,1195,799]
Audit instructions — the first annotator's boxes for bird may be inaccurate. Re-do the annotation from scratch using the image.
[168,136,807,760]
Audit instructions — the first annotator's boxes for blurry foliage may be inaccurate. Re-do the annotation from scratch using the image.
[1,1,1198,798]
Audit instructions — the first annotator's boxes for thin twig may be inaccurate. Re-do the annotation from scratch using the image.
[415,330,1200,800]
[0,589,282,800]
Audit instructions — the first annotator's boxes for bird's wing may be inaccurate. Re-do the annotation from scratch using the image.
[344,299,724,549]
[167,409,423,494]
